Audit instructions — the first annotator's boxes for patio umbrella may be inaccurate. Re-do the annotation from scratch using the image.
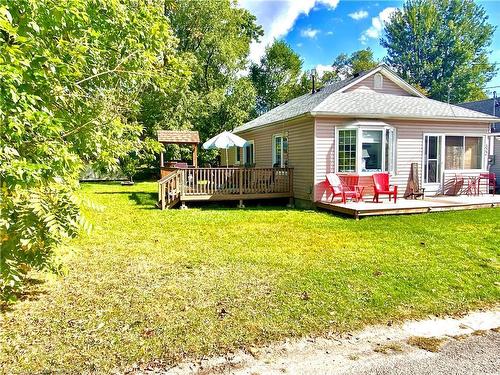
[202,131,247,167]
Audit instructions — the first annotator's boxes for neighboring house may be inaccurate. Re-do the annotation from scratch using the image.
[224,64,499,207]
[457,98,500,187]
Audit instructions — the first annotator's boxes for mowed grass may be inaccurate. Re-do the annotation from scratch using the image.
[1,182,499,373]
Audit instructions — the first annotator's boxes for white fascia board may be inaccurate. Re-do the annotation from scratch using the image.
[310,111,498,123]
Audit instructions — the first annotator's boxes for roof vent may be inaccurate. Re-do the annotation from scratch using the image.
[374,73,384,89]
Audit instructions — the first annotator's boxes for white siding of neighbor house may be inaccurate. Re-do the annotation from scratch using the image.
[228,117,315,201]
[314,117,490,202]
[344,74,415,96]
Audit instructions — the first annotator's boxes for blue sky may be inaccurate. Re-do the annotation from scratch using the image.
[240,0,500,95]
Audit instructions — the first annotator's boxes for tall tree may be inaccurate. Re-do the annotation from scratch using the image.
[331,48,378,78]
[0,0,190,299]
[250,40,306,115]
[164,0,262,144]
[381,0,496,103]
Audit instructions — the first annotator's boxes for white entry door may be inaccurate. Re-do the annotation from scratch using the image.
[423,134,444,190]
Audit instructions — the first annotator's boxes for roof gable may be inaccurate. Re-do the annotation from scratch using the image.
[338,65,425,98]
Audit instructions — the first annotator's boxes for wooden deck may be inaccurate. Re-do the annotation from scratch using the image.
[316,195,500,218]
[158,167,293,209]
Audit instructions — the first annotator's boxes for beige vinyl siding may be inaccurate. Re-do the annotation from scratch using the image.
[220,147,242,166]
[314,117,341,201]
[344,74,414,96]
[314,117,490,201]
[234,118,315,201]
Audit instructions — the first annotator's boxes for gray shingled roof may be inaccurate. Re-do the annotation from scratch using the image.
[313,91,500,120]
[234,69,499,134]
[233,75,361,133]
[457,98,500,131]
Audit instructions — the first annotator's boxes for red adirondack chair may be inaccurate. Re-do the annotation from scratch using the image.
[372,173,398,203]
[325,173,363,204]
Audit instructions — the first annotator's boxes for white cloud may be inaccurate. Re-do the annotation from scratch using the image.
[318,0,340,8]
[297,42,303,47]
[314,64,334,77]
[239,0,340,62]
[301,27,320,38]
[326,31,334,35]
[360,7,397,44]
[349,10,368,21]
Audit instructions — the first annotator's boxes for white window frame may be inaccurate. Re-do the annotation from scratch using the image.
[234,147,241,166]
[421,133,487,188]
[335,125,396,175]
[243,140,255,165]
[422,133,445,187]
[272,133,288,168]
[442,134,486,171]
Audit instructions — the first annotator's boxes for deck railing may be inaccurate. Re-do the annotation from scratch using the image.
[158,167,293,209]
[157,170,182,209]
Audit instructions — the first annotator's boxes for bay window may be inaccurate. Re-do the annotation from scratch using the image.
[338,129,357,172]
[361,130,383,172]
[337,125,396,174]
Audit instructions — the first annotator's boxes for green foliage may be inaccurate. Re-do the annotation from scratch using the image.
[382,0,497,103]
[164,0,262,145]
[250,40,308,115]
[0,0,189,299]
[332,48,378,78]
[319,70,341,85]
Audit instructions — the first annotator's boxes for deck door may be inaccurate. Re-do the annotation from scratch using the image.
[423,134,444,190]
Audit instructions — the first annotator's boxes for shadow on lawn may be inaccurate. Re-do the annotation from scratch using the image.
[129,192,157,207]
[93,191,157,208]
[1,278,47,313]
[192,199,312,212]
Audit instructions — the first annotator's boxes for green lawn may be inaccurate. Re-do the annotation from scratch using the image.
[1,182,499,373]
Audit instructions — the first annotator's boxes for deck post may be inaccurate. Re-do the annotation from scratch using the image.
[158,182,162,209]
[161,183,166,210]
[192,144,198,168]
[180,170,185,199]
[238,199,245,208]
[239,168,243,196]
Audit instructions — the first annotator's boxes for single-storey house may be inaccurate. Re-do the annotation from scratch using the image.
[457,97,500,188]
[224,64,499,208]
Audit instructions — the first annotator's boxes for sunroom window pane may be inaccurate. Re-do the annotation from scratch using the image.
[338,129,356,172]
[362,130,382,172]
[274,136,281,167]
[464,137,482,169]
[282,137,289,167]
[445,136,463,170]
